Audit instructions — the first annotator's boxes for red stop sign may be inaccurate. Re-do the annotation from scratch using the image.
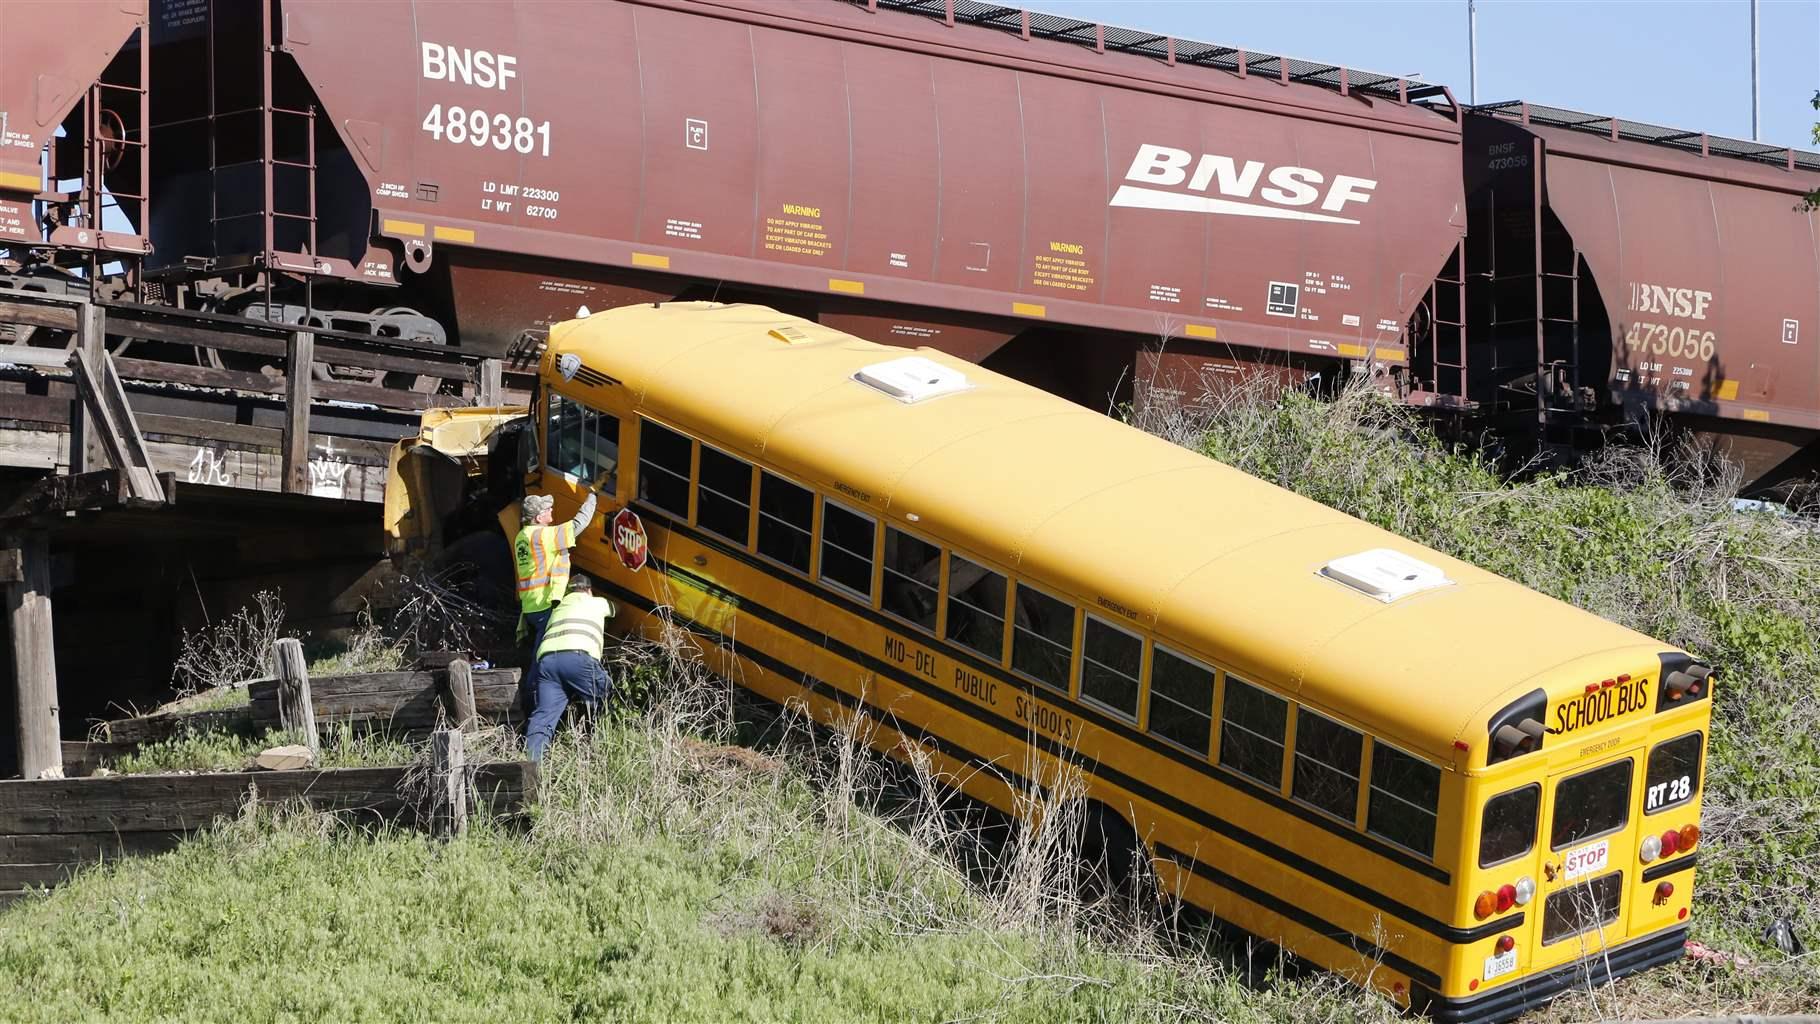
[610,507,648,572]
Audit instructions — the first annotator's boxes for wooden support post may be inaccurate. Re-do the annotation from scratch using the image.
[447,658,477,731]
[282,330,313,494]
[70,303,106,475]
[5,532,60,779]
[431,728,467,837]
[477,358,503,407]
[270,638,318,761]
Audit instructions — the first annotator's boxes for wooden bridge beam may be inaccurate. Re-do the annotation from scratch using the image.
[282,331,313,495]
[69,303,107,475]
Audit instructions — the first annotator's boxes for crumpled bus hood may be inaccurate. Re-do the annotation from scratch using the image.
[383,406,528,560]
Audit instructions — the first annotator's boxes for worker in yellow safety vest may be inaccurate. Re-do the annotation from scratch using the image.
[515,490,596,709]
[524,574,618,760]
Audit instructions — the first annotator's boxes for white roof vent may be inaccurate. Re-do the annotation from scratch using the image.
[1320,548,1453,603]
[853,356,971,404]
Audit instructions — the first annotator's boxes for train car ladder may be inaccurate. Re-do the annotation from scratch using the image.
[204,0,321,283]
[79,39,152,293]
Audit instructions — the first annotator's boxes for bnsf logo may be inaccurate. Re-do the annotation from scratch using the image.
[1629,282,1714,321]
[1109,144,1379,225]
[420,43,519,90]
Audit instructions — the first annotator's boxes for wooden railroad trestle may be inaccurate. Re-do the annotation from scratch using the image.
[0,290,506,781]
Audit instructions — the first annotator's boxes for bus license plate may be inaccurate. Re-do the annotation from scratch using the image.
[1483,949,1518,981]
[1563,840,1609,880]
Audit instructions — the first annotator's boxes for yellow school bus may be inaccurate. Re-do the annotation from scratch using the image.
[388,302,1713,1022]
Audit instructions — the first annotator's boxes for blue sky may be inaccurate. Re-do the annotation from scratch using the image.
[1032,1,1820,150]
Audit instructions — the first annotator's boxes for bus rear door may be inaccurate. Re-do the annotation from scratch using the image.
[1528,750,1645,972]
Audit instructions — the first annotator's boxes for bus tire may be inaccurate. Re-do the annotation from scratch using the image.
[1074,801,1158,921]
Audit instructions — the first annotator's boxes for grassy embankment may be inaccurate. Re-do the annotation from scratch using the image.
[0,380,1816,1021]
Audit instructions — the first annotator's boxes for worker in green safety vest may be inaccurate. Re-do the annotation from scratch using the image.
[524,574,618,761]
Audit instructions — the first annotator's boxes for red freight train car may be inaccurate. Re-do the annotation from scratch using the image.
[134,0,1466,404]
[0,1,148,282]
[9,1,1820,493]
[1434,105,1820,493]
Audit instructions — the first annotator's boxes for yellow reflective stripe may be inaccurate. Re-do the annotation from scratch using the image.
[543,624,604,644]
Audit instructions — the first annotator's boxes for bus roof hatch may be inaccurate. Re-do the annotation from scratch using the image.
[1320,548,1453,603]
[854,356,972,404]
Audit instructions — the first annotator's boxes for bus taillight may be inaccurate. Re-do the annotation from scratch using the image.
[1475,877,1532,920]
[1679,823,1700,850]
[1654,881,1675,905]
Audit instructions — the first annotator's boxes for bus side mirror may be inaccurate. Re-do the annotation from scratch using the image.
[1491,717,1544,760]
[1664,665,1710,702]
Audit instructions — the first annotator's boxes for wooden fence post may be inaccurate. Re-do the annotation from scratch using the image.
[431,728,467,837]
[270,638,318,761]
[447,658,477,731]
[5,531,60,779]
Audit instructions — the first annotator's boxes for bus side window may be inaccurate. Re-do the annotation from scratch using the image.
[637,419,692,517]
[1368,743,1442,858]
[944,554,1006,661]
[547,392,583,479]
[1010,584,1073,692]
[819,499,876,599]
[1220,676,1287,787]
[1643,732,1702,815]
[551,396,620,493]
[1479,784,1540,867]
[1080,615,1142,719]
[587,415,620,495]
[1148,646,1214,755]
[1292,709,1363,822]
[882,527,941,632]
[696,445,753,546]
[756,472,814,574]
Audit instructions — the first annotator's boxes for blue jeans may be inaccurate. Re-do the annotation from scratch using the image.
[525,650,611,761]
[517,608,553,714]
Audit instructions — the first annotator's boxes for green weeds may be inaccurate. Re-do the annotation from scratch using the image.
[104,724,415,775]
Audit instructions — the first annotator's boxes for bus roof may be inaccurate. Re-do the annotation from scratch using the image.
[548,302,1674,759]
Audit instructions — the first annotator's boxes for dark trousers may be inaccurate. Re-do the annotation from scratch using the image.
[525,649,611,761]
[518,607,553,714]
